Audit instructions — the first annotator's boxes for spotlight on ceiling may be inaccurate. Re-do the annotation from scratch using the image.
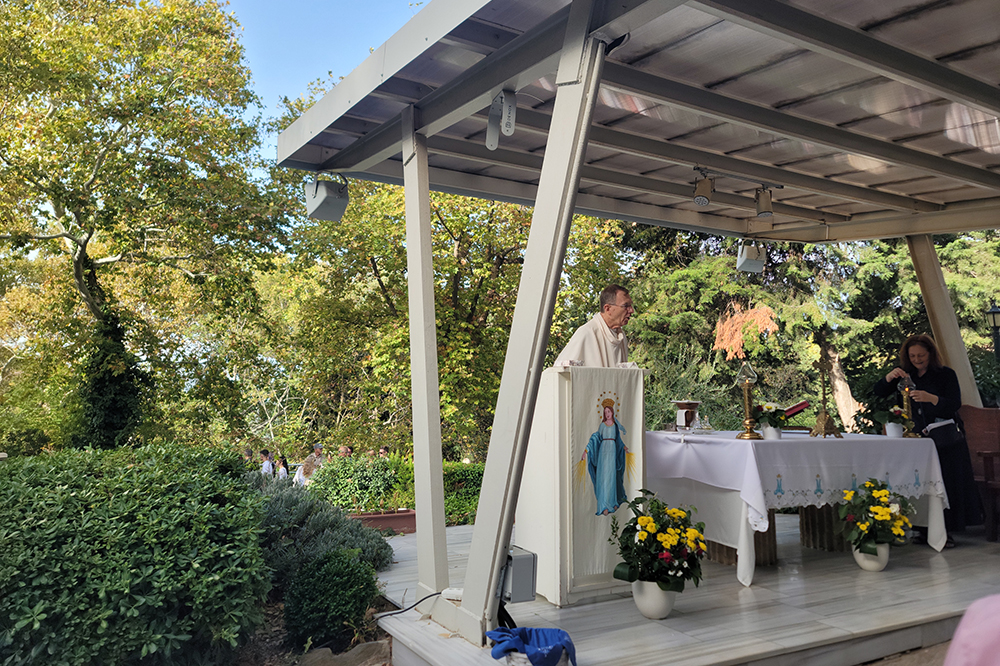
[304,175,350,222]
[693,177,714,206]
[755,188,773,218]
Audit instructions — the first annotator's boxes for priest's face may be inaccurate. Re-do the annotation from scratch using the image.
[603,292,634,330]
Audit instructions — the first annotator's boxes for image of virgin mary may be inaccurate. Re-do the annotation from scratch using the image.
[586,398,628,515]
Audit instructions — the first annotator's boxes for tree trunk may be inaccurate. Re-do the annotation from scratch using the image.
[71,241,107,322]
[821,344,861,432]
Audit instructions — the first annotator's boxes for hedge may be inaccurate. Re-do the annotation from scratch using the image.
[308,456,484,525]
[0,444,268,666]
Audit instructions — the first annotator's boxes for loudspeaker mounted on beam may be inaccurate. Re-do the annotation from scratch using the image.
[737,242,766,273]
[304,176,350,221]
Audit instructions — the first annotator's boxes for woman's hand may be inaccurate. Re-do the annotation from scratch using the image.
[910,389,939,405]
[885,367,908,383]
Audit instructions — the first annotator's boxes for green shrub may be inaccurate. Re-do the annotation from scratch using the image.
[283,549,380,652]
[0,443,268,666]
[305,456,484,525]
[308,456,398,513]
[0,427,50,457]
[442,461,484,525]
[249,475,393,598]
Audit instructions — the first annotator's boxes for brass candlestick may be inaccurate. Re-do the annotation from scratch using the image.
[736,361,762,440]
[898,376,921,438]
[809,357,843,438]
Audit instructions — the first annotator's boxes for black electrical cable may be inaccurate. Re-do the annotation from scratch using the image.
[373,591,442,619]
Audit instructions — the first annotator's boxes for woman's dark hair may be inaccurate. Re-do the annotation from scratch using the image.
[899,334,943,373]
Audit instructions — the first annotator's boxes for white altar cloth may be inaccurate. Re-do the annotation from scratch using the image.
[645,430,948,586]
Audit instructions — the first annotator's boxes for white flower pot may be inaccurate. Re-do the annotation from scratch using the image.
[631,581,678,620]
[761,424,782,440]
[852,543,890,572]
[885,422,904,438]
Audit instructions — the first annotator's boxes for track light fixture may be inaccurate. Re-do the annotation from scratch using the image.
[693,177,714,206]
[755,188,773,218]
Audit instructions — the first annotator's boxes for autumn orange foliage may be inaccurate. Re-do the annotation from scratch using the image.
[712,302,778,360]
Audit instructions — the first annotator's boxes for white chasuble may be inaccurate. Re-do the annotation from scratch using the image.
[554,314,628,367]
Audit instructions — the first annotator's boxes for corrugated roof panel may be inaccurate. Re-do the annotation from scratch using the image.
[583,151,653,173]
[596,99,721,138]
[865,0,1000,63]
[781,80,941,125]
[788,0,926,27]
[673,122,786,152]
[712,51,872,109]
[727,137,835,164]
[904,134,998,160]
[923,185,993,203]
[949,150,1000,169]
[631,12,795,86]
[611,8,722,68]
[632,163,697,181]
[472,0,567,34]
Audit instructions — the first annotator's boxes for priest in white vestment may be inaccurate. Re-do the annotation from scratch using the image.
[554,285,633,367]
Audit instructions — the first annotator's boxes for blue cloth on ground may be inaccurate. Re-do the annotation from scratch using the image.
[485,627,577,666]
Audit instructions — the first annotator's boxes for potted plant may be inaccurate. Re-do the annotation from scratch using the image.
[876,405,910,438]
[835,478,914,571]
[754,403,787,439]
[609,489,706,619]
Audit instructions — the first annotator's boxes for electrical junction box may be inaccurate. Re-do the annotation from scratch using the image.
[737,243,766,273]
[503,545,537,604]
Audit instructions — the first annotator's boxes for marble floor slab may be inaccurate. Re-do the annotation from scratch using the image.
[378,516,1000,666]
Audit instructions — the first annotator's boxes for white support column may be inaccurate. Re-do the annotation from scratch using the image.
[441,0,608,645]
[906,234,983,407]
[402,105,451,603]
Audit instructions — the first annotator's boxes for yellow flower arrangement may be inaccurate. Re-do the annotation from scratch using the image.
[836,478,914,555]
[610,490,707,592]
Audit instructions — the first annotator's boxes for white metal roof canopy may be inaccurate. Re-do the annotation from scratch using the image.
[278,0,998,647]
[279,0,1000,244]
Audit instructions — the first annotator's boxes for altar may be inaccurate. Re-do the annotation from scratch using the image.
[645,430,949,586]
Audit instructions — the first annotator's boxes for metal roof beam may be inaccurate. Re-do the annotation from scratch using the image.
[426,135,846,221]
[315,0,689,172]
[689,0,1000,120]
[750,203,1000,243]
[359,159,752,237]
[601,62,1000,192]
[317,7,572,172]
[509,107,941,212]
[277,0,495,167]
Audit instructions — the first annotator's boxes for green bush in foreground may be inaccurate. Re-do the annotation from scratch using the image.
[283,549,380,653]
[249,475,393,598]
[0,444,268,666]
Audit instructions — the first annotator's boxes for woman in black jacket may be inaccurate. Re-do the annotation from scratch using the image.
[874,334,982,546]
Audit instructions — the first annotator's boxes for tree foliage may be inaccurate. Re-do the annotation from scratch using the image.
[0,0,299,449]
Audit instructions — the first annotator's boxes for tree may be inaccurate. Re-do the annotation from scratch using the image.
[0,0,297,447]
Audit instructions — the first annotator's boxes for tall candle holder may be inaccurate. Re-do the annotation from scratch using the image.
[736,362,762,440]
[898,375,921,438]
[809,357,843,438]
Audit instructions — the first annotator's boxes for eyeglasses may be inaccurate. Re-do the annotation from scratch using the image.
[608,302,636,312]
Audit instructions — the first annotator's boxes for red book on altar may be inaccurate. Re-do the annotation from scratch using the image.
[784,400,810,416]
